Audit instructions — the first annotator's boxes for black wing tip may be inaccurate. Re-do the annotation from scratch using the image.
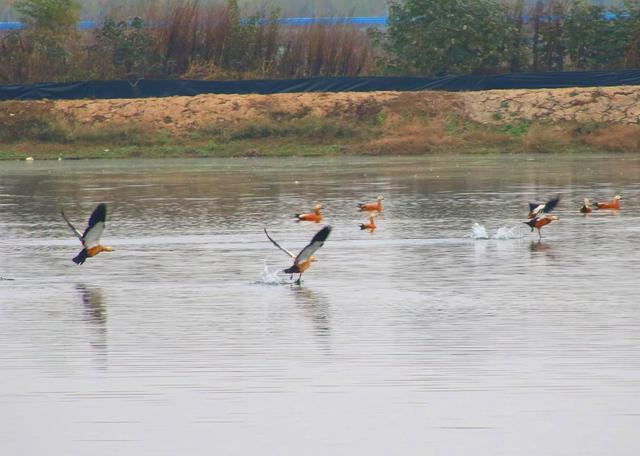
[89,203,108,226]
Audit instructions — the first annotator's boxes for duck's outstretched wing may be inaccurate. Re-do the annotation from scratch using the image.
[541,197,560,214]
[528,202,541,213]
[264,228,295,259]
[295,225,332,265]
[83,203,107,248]
[61,208,84,243]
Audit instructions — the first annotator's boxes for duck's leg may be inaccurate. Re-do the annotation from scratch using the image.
[295,274,302,285]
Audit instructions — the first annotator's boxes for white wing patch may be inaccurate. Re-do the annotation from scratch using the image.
[83,222,105,248]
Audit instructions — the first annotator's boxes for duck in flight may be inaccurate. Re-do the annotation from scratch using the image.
[264,225,331,284]
[359,213,377,231]
[358,195,383,212]
[594,195,621,210]
[580,198,592,214]
[528,196,560,219]
[524,215,558,239]
[61,203,115,265]
[295,204,323,223]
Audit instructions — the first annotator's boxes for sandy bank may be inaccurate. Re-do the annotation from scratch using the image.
[1,85,639,159]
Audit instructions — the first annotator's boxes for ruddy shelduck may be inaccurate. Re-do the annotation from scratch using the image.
[594,195,621,210]
[524,214,558,238]
[528,196,560,219]
[264,225,331,284]
[359,213,377,231]
[295,204,323,223]
[358,195,383,212]
[580,198,592,214]
[62,203,115,265]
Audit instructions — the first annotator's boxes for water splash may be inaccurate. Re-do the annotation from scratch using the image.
[493,226,525,240]
[260,260,286,285]
[470,223,489,239]
[471,223,524,240]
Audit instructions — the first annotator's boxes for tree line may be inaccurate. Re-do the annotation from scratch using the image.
[1,0,640,85]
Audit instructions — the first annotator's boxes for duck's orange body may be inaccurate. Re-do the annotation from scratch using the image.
[524,215,558,238]
[296,204,323,223]
[358,196,383,212]
[359,214,377,231]
[595,195,621,210]
[534,217,555,230]
[86,245,114,258]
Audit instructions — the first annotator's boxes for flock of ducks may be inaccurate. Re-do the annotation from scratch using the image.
[58,195,384,284]
[525,194,622,237]
[57,193,621,283]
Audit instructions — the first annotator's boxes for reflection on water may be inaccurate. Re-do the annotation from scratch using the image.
[1,155,640,456]
[76,284,107,354]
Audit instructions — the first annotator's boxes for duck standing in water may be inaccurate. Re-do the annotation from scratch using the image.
[295,204,323,223]
[359,213,377,231]
[527,196,560,219]
[524,215,559,239]
[580,198,592,214]
[594,195,621,210]
[61,203,115,265]
[358,195,383,212]
[264,226,331,284]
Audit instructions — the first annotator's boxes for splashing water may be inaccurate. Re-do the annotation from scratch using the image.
[471,223,524,240]
[471,223,490,239]
[260,260,286,285]
[493,226,525,239]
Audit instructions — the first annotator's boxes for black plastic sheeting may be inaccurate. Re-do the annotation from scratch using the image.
[2,70,640,100]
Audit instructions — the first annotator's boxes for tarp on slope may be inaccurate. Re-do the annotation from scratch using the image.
[2,70,640,101]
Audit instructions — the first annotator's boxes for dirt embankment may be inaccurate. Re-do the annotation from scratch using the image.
[2,85,640,158]
[22,85,640,131]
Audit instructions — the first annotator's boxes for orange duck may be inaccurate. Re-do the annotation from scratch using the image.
[594,195,621,210]
[295,204,323,223]
[61,203,115,265]
[524,215,558,239]
[359,213,377,231]
[580,198,592,214]
[358,195,383,212]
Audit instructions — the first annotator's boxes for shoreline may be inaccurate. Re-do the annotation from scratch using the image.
[2,87,639,160]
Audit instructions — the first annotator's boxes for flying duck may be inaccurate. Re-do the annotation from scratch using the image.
[264,225,331,284]
[61,203,114,265]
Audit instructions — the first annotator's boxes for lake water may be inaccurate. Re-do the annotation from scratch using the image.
[1,155,639,455]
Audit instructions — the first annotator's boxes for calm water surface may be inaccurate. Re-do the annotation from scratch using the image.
[1,155,639,455]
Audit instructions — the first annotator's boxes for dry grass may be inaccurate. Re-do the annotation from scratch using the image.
[367,117,462,154]
[522,124,573,153]
[579,124,640,152]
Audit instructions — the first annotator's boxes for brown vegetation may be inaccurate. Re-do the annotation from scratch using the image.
[2,85,640,159]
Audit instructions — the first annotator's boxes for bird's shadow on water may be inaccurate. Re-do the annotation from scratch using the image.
[291,286,332,346]
[529,240,557,259]
[76,284,108,362]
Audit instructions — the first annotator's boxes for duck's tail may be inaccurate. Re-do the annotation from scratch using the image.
[283,264,300,274]
[72,249,88,265]
[359,223,367,230]
[523,219,536,232]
